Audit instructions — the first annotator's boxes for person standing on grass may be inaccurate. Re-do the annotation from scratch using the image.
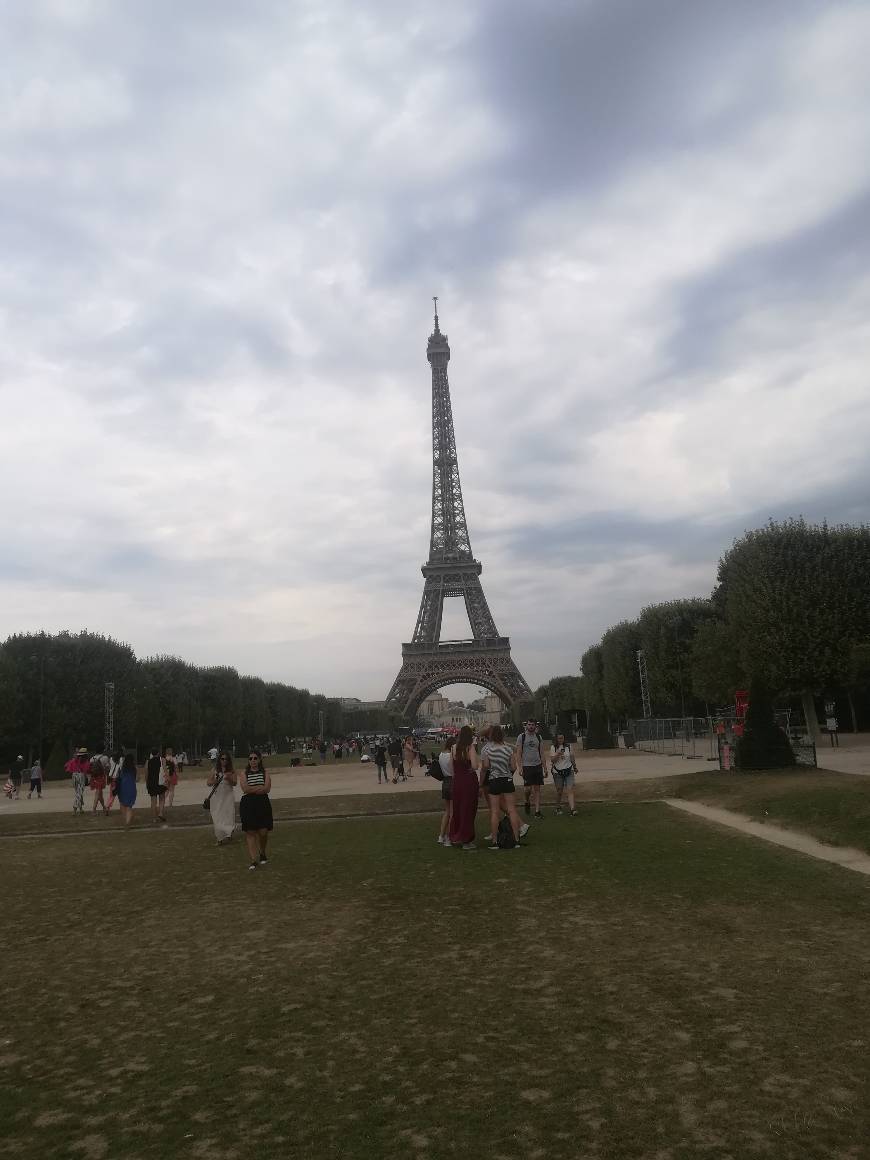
[208,751,237,844]
[516,720,548,820]
[481,725,523,849]
[146,748,167,823]
[27,759,44,800]
[448,725,479,851]
[374,741,389,785]
[239,750,272,871]
[162,746,179,813]
[549,733,578,816]
[116,752,138,828]
[436,738,454,846]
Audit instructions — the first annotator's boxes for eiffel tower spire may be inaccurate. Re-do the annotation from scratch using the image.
[385,306,532,719]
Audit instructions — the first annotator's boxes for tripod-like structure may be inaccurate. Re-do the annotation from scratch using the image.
[385,304,532,720]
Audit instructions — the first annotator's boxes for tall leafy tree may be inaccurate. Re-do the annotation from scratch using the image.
[717,519,870,737]
[637,599,716,717]
[601,620,642,719]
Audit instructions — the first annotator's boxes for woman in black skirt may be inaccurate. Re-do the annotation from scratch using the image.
[239,750,272,871]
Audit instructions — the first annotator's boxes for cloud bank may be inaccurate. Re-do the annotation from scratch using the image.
[2,0,869,699]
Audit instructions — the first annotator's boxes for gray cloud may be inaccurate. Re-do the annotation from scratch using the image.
[1,0,869,698]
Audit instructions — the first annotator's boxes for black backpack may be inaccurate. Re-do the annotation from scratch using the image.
[426,756,444,781]
[496,814,517,849]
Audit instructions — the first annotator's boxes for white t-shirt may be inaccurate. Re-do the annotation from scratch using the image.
[550,744,573,772]
[438,752,453,778]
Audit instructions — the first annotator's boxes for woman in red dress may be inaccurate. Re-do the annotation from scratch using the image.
[448,725,479,851]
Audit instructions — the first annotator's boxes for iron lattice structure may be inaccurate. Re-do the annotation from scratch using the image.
[385,306,532,719]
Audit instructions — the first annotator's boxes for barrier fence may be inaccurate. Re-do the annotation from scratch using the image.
[624,718,717,760]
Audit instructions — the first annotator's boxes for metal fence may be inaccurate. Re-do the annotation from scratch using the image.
[624,718,717,761]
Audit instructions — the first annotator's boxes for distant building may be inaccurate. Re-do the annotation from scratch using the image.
[340,697,387,712]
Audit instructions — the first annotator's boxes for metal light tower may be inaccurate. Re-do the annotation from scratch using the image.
[104,682,115,753]
[637,650,652,719]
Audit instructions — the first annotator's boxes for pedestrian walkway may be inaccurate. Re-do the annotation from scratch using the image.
[0,749,708,817]
[665,798,870,877]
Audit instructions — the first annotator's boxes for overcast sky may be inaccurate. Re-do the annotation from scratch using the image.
[2,0,869,702]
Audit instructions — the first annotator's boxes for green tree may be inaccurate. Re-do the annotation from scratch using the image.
[717,519,870,738]
[689,618,745,708]
[637,600,716,717]
[601,621,642,719]
[580,646,606,712]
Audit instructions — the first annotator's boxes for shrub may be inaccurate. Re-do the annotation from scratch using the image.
[585,705,614,750]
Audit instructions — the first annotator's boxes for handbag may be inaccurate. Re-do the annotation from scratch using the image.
[202,774,223,810]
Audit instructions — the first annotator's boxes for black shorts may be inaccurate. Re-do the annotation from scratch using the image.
[441,776,453,802]
[488,777,515,797]
[146,779,166,798]
[240,793,273,832]
[522,764,544,786]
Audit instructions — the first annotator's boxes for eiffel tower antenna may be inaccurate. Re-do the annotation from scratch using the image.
[385,306,532,720]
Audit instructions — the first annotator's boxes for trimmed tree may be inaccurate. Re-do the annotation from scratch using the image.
[585,704,614,749]
[717,519,870,739]
[736,675,795,770]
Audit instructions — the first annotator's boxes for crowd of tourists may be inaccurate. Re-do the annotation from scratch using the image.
[3,719,578,866]
[434,720,578,851]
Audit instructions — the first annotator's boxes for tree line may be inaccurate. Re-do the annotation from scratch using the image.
[0,631,396,773]
[535,519,870,738]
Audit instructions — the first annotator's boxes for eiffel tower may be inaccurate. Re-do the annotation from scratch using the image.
[385,302,533,720]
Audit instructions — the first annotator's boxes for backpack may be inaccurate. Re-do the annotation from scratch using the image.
[496,814,517,849]
[427,756,444,782]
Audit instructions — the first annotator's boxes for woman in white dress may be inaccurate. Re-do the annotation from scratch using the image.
[208,751,237,844]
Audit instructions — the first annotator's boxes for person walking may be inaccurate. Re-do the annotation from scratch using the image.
[374,741,389,785]
[65,748,91,814]
[481,725,523,848]
[208,751,237,844]
[162,747,179,813]
[448,725,479,851]
[9,756,25,800]
[516,720,548,820]
[88,752,109,814]
[436,738,454,846]
[549,733,578,816]
[27,759,44,800]
[146,748,167,823]
[387,736,404,782]
[403,735,416,777]
[116,752,138,828]
[239,750,272,871]
[105,751,122,812]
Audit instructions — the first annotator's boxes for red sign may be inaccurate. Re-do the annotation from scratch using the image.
[735,689,749,718]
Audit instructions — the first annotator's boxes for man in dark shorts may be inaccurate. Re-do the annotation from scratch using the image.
[515,721,549,820]
[374,742,389,784]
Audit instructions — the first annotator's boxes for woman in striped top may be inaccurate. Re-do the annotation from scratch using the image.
[480,725,522,848]
[239,750,273,871]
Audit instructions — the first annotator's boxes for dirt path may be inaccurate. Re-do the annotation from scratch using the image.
[665,798,870,876]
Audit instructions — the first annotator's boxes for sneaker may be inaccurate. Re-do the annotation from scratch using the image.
[534,811,543,819]
[248,863,257,872]
[519,823,530,838]
[555,808,563,816]
[436,835,444,844]
[259,853,268,865]
[442,838,452,848]
[461,842,477,852]
[571,809,578,816]
[484,833,493,842]
[487,844,500,851]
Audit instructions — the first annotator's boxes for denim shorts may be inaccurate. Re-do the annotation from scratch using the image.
[551,767,575,788]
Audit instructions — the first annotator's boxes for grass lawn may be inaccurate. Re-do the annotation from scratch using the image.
[3,806,870,1159]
